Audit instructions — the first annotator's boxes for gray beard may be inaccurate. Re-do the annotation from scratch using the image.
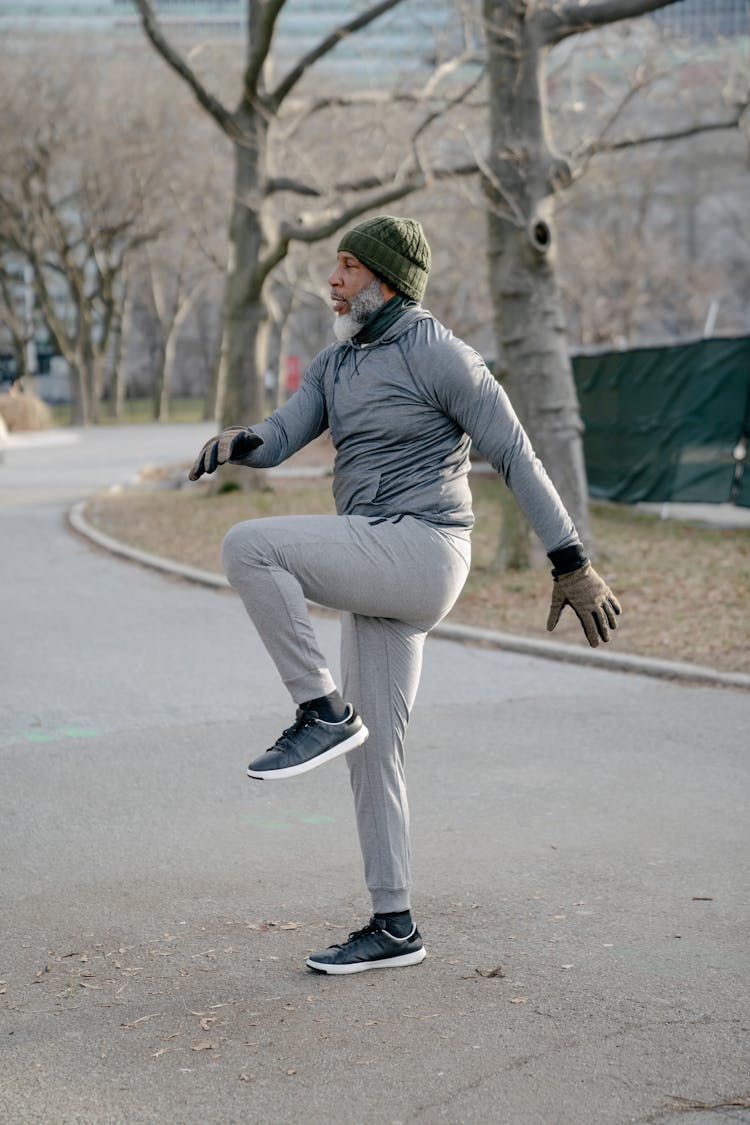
[333,278,385,341]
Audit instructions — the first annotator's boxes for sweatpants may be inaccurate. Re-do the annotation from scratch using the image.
[221,513,471,914]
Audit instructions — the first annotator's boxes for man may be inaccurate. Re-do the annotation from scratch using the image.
[189,215,621,976]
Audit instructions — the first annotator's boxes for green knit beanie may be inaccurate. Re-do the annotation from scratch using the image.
[337,215,431,303]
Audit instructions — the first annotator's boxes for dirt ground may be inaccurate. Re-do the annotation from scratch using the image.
[86,443,750,677]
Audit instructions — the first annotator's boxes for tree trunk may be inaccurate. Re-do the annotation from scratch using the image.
[152,341,168,422]
[218,109,271,430]
[484,0,591,565]
[69,355,88,426]
[108,290,129,420]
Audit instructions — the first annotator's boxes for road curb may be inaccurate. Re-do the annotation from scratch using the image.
[69,499,750,693]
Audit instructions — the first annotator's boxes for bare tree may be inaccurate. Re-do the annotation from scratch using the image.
[133,0,481,434]
[482,0,749,564]
[0,258,37,388]
[0,56,165,424]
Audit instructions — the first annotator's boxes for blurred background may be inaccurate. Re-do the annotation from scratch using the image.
[1,0,748,511]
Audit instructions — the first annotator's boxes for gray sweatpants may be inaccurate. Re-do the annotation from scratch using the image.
[221,513,471,914]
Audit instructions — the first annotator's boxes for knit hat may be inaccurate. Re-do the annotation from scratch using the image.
[337,216,431,303]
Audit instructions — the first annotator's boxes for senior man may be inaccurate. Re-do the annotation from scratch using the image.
[190,215,621,975]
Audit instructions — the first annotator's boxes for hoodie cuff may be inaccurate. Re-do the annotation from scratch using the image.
[548,542,588,577]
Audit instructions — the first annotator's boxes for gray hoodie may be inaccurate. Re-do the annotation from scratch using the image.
[241,307,578,553]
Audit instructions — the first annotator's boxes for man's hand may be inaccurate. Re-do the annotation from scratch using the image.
[188,427,263,481]
[546,562,622,648]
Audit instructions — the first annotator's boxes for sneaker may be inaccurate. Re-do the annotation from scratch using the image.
[246,704,367,780]
[306,917,427,975]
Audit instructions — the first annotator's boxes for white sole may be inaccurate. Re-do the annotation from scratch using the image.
[246,724,368,780]
[306,947,427,974]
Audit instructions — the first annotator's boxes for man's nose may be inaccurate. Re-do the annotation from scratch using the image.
[328,266,342,287]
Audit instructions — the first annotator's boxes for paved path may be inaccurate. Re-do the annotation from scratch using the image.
[1,426,748,1125]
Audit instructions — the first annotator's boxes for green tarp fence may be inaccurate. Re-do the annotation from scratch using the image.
[572,335,750,508]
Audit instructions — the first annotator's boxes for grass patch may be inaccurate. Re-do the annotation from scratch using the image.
[85,474,750,676]
[51,396,205,426]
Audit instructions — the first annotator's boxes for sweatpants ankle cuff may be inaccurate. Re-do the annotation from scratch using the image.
[370,890,411,914]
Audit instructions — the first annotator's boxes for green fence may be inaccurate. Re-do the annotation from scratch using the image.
[572,335,750,508]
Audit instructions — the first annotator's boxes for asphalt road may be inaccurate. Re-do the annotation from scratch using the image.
[1,425,749,1125]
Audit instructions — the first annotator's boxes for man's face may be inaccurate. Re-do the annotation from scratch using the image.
[328,252,396,341]
[327,252,383,317]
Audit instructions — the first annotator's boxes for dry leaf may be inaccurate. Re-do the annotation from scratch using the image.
[510,997,528,1004]
[239,1074,255,1082]
[475,966,505,978]
[287,1068,297,1076]
[121,1013,161,1029]
[192,1041,218,1052]
[280,923,299,930]
[691,896,714,902]
[199,1018,216,1031]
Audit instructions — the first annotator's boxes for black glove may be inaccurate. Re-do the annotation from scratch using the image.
[188,427,263,481]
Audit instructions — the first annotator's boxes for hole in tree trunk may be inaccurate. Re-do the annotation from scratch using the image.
[529,219,552,253]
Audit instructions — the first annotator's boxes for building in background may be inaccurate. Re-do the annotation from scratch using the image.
[0,0,462,80]
[654,0,750,39]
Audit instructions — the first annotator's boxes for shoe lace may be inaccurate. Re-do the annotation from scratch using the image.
[273,707,318,751]
[344,918,381,945]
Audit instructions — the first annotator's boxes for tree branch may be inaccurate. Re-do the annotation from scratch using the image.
[287,162,478,245]
[268,0,408,111]
[265,176,322,197]
[587,104,750,156]
[536,0,680,47]
[244,0,286,99]
[130,0,237,137]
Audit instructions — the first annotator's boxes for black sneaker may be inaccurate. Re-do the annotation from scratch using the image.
[247,704,367,780]
[306,918,427,975]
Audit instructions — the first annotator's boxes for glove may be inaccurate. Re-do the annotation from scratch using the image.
[546,561,622,648]
[188,427,263,481]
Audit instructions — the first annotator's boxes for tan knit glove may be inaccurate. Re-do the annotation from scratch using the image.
[547,562,622,648]
[188,427,263,481]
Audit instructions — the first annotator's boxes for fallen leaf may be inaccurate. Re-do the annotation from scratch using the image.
[280,923,299,930]
[192,1041,218,1052]
[287,1068,297,1076]
[121,1013,162,1029]
[561,964,574,970]
[510,997,528,1004]
[199,1018,216,1031]
[239,1074,255,1082]
[475,966,505,978]
[691,896,714,902]
[79,981,101,989]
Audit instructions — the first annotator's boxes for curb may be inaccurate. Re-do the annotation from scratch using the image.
[69,499,750,693]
